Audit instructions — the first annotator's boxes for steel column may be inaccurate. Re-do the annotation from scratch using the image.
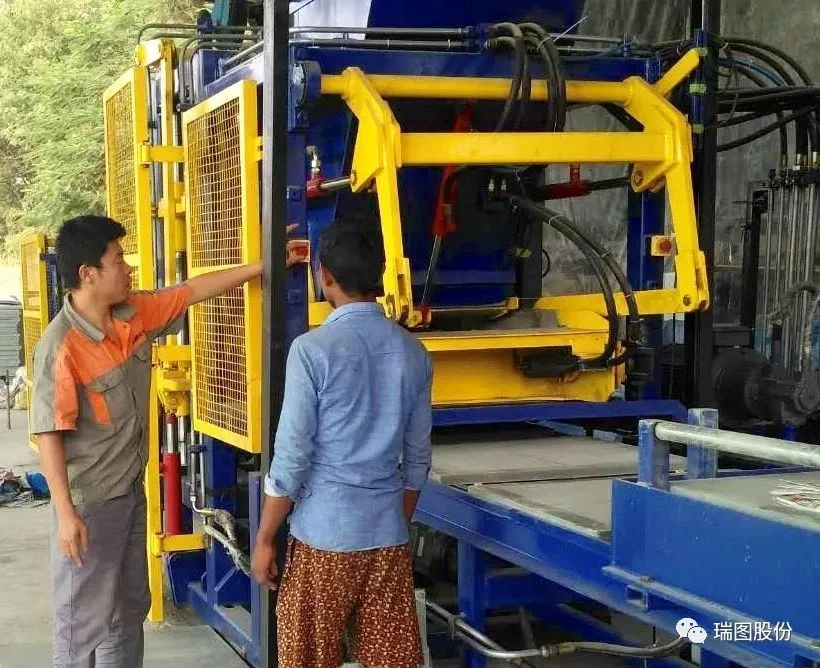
[685,2,720,407]
[260,1,290,667]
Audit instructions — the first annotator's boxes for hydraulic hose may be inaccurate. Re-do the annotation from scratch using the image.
[717,106,816,152]
[723,42,810,152]
[718,65,788,159]
[519,22,566,131]
[488,24,528,132]
[507,196,634,368]
[724,37,814,87]
[426,600,690,662]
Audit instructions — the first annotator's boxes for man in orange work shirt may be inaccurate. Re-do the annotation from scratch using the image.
[31,215,305,668]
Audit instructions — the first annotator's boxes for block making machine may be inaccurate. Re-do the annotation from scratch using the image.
[18,1,820,666]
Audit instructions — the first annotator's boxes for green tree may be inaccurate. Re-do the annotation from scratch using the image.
[0,0,205,251]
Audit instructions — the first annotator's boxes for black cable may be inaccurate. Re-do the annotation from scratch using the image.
[488,24,527,132]
[717,64,788,160]
[724,37,814,87]
[508,196,639,367]
[520,32,557,131]
[717,106,816,152]
[541,248,551,278]
[519,22,567,131]
[514,43,532,130]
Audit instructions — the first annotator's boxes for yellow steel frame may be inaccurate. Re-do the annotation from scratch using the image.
[102,66,154,290]
[319,50,708,327]
[183,80,262,454]
[19,232,49,451]
[130,41,203,623]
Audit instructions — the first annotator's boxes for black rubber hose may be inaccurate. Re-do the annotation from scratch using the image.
[520,33,557,131]
[543,223,619,367]
[488,24,527,132]
[724,64,788,159]
[509,197,638,367]
[514,44,532,130]
[723,43,813,152]
[717,106,817,152]
[724,37,814,87]
[520,22,567,131]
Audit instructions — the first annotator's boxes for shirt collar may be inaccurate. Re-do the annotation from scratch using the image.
[63,295,136,343]
[325,301,384,324]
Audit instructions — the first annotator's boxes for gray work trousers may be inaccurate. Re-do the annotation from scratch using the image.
[51,484,150,668]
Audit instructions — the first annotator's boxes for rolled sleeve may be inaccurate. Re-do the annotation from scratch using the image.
[128,285,193,339]
[264,338,320,500]
[402,353,433,490]
[31,343,78,434]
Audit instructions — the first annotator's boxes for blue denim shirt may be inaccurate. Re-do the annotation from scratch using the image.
[264,301,433,552]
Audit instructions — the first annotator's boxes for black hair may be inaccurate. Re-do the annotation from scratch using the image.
[318,218,385,296]
[55,215,126,289]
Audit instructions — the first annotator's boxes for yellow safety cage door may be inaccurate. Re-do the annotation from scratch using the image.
[182,80,262,454]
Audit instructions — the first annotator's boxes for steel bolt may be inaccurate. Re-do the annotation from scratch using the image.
[682,295,692,307]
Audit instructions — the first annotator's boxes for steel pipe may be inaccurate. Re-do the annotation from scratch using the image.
[291,38,471,51]
[320,74,631,104]
[760,183,776,352]
[289,26,471,37]
[289,26,625,44]
[783,170,801,368]
[138,23,261,43]
[220,41,263,69]
[773,179,787,305]
[426,600,689,662]
[654,421,820,468]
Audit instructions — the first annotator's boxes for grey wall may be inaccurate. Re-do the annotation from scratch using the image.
[543,0,819,327]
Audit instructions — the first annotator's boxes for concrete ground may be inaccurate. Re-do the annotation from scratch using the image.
[0,408,631,667]
[0,409,246,668]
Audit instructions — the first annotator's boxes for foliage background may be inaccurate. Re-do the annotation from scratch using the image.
[0,0,206,255]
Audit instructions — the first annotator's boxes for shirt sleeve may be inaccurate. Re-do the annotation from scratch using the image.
[30,342,78,434]
[402,351,433,490]
[264,338,320,500]
[129,285,193,339]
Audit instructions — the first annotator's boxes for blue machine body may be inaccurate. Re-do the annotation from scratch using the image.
[168,5,820,667]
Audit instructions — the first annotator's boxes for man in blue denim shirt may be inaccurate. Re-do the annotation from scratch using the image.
[251,219,433,668]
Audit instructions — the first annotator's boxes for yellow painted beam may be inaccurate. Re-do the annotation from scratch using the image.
[140,144,185,165]
[145,368,164,623]
[156,344,192,363]
[151,533,206,555]
[322,74,632,105]
[400,132,667,167]
[418,328,607,353]
[534,288,694,316]
[653,48,701,98]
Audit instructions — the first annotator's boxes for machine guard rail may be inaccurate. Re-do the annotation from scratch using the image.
[309,48,709,327]
[639,409,820,490]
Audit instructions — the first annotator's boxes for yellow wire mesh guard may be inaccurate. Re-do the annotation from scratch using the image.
[103,67,153,290]
[19,232,49,450]
[183,80,261,453]
[104,83,138,255]
[20,236,43,314]
[23,316,42,382]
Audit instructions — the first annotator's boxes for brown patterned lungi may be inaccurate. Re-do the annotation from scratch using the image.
[276,538,423,668]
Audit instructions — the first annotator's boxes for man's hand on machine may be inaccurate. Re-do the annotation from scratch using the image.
[286,223,309,268]
[183,224,307,304]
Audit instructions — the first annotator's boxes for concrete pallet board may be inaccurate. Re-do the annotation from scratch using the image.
[431,436,687,485]
[671,471,820,532]
[469,477,619,540]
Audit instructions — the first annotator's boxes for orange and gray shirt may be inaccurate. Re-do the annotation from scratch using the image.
[30,286,192,506]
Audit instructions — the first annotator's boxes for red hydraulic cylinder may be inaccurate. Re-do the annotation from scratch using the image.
[162,414,183,536]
